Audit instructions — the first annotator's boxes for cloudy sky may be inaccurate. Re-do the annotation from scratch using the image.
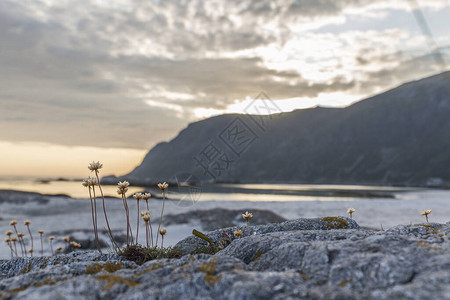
[1,0,449,178]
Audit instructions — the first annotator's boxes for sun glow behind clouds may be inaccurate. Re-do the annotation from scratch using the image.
[194,92,363,119]
[0,141,146,178]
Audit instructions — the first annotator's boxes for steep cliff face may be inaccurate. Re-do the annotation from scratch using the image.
[123,71,450,186]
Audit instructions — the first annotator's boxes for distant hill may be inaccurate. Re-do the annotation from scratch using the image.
[109,71,450,187]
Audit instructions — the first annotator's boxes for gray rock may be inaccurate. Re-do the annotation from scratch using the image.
[174,216,359,255]
[0,220,449,300]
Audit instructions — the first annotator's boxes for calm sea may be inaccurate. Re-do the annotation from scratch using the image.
[0,179,420,202]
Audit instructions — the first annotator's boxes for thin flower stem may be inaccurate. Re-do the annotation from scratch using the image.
[12,226,24,256]
[145,222,149,248]
[121,195,129,245]
[26,225,34,251]
[146,200,154,247]
[40,234,43,256]
[247,220,250,236]
[8,242,13,258]
[127,200,134,244]
[20,236,27,257]
[13,241,18,257]
[156,191,166,246]
[95,172,119,249]
[88,187,102,253]
[50,240,53,255]
[136,199,140,245]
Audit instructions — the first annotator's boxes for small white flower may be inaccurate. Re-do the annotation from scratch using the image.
[142,193,151,200]
[88,161,103,172]
[233,230,243,237]
[88,177,98,186]
[82,178,89,187]
[421,209,432,216]
[242,211,253,221]
[159,227,167,236]
[158,182,169,191]
[133,192,143,200]
[117,181,130,189]
[117,187,128,195]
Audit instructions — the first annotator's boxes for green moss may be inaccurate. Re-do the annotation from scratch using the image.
[138,261,164,275]
[338,279,352,287]
[191,245,218,255]
[86,263,103,275]
[205,274,222,286]
[252,249,264,262]
[104,262,122,273]
[34,278,56,287]
[198,260,222,286]
[416,240,442,250]
[7,286,27,294]
[321,217,349,229]
[39,264,47,269]
[20,262,32,274]
[299,272,309,281]
[96,274,140,290]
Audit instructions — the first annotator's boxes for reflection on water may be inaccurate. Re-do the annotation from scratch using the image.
[0,180,148,199]
[0,179,421,202]
[219,183,414,192]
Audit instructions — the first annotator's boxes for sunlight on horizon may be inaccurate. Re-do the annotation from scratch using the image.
[0,141,147,178]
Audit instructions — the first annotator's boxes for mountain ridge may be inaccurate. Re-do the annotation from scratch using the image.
[108,71,450,187]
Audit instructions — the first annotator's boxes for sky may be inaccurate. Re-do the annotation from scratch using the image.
[0,0,449,178]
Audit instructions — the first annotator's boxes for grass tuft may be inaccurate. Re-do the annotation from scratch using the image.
[119,245,183,265]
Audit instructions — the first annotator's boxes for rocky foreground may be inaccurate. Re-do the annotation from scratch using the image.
[0,217,449,299]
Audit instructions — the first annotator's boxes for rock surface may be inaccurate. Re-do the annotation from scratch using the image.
[0,218,449,300]
[174,216,360,255]
[164,208,287,231]
[0,190,56,204]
